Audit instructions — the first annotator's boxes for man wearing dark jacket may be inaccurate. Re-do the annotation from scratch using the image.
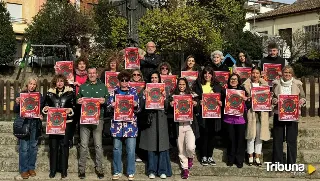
[259,43,286,70]
[140,41,161,81]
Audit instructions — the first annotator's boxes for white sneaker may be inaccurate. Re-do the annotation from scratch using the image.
[248,157,254,166]
[149,173,156,179]
[160,174,167,179]
[112,173,122,180]
[128,174,134,181]
[135,155,142,162]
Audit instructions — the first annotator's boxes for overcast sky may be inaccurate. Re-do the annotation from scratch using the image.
[276,0,296,4]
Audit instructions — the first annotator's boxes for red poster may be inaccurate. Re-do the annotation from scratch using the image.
[181,71,198,88]
[125,47,140,69]
[215,71,229,89]
[129,82,145,94]
[146,83,165,109]
[202,93,221,118]
[263,63,282,86]
[55,61,74,84]
[20,92,40,118]
[80,98,101,124]
[235,67,252,81]
[46,108,67,135]
[173,95,193,122]
[161,75,177,93]
[278,95,299,121]
[224,89,245,116]
[105,71,120,93]
[251,86,271,111]
[114,95,134,121]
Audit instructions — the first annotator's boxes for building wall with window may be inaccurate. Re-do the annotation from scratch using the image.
[3,0,46,58]
[249,12,319,36]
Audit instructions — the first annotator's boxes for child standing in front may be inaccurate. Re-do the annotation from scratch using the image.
[169,77,199,179]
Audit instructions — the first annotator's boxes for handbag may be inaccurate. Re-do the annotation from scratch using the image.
[13,117,30,139]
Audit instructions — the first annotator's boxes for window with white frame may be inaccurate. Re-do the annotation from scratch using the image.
[6,3,22,22]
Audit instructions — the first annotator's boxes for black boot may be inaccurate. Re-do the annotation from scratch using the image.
[49,171,56,178]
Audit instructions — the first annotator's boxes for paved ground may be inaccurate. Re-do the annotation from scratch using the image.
[1,172,319,181]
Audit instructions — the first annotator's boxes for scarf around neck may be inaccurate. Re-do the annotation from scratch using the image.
[280,77,293,87]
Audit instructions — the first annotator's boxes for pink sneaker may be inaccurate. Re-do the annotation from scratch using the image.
[188,158,193,169]
[181,169,189,179]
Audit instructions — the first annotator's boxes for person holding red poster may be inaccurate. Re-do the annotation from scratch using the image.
[271,66,306,165]
[168,77,199,179]
[223,74,248,168]
[13,76,44,179]
[233,51,254,82]
[108,71,140,181]
[242,67,270,167]
[192,66,224,167]
[42,74,75,179]
[181,55,201,73]
[100,52,123,139]
[77,67,109,179]
[139,71,172,179]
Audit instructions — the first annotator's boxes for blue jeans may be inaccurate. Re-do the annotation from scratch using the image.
[19,120,38,173]
[147,150,172,176]
[113,137,136,175]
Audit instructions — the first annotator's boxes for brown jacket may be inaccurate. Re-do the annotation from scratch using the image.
[243,78,270,141]
[271,78,306,115]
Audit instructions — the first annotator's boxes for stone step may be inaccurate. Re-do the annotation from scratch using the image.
[297,137,320,150]
[4,120,320,137]
[3,144,320,165]
[0,144,273,163]
[0,133,113,146]
[1,158,320,179]
[0,132,274,149]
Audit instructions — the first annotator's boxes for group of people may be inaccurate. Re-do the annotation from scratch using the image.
[13,41,306,180]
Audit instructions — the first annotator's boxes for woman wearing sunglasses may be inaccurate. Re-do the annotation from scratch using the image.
[108,70,140,181]
[131,69,144,82]
[158,62,172,75]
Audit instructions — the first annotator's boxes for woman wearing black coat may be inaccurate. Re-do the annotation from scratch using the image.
[42,74,75,179]
[192,66,224,166]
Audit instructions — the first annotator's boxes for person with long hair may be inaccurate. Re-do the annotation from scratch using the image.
[100,52,123,84]
[243,67,270,167]
[42,74,75,178]
[169,77,199,179]
[181,55,201,72]
[192,66,224,166]
[70,57,88,147]
[100,52,123,138]
[234,51,253,68]
[130,69,144,82]
[271,66,306,164]
[109,70,140,181]
[224,73,247,168]
[139,71,172,179]
[13,76,44,179]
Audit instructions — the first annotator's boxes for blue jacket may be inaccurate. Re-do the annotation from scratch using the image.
[108,86,140,137]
